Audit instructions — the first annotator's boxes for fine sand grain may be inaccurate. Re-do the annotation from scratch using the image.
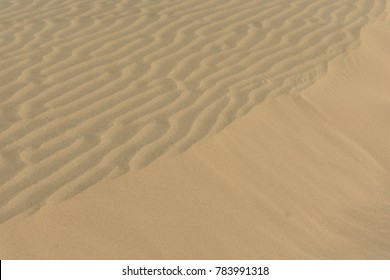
[0,0,389,259]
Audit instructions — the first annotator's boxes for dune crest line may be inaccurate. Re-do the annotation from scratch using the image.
[0,0,386,222]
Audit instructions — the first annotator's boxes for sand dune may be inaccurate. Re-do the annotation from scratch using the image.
[0,0,386,222]
[0,0,389,259]
[1,12,389,258]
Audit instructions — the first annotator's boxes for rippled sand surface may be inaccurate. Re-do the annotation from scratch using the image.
[0,0,389,259]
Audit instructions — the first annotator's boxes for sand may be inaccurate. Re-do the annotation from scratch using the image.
[0,0,389,259]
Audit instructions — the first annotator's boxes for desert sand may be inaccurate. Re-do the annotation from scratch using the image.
[0,0,389,259]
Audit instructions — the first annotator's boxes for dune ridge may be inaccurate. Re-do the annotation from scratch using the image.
[0,0,387,222]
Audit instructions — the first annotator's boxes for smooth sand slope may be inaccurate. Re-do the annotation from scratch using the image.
[0,0,390,258]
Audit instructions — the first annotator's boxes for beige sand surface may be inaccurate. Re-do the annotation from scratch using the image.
[0,0,389,259]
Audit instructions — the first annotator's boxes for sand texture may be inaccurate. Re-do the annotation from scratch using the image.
[0,0,389,259]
